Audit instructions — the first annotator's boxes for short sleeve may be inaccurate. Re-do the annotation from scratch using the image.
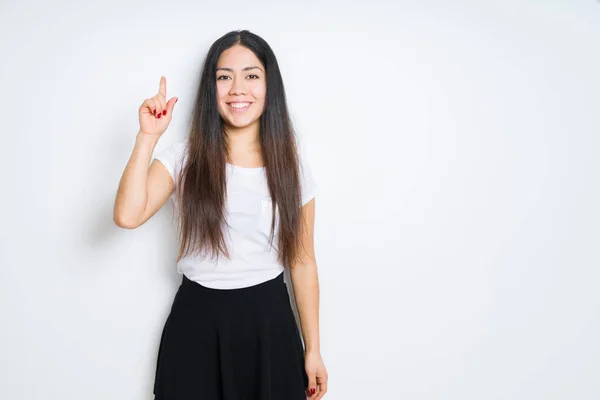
[299,152,318,205]
[153,139,188,190]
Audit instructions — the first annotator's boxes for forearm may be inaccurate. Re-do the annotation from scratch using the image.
[290,262,321,354]
[113,131,159,226]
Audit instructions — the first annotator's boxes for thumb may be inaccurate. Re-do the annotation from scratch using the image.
[166,97,178,115]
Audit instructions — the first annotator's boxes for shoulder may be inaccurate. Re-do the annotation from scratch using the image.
[166,138,189,155]
[153,138,189,181]
[297,144,318,205]
[155,138,189,161]
[297,142,314,172]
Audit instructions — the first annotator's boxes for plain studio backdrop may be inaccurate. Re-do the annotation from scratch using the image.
[1,0,599,399]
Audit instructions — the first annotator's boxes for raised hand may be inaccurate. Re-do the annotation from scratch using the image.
[138,76,178,137]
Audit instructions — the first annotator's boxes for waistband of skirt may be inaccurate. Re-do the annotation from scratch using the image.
[180,271,285,295]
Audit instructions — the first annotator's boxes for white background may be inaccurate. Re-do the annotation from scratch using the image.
[1,0,599,399]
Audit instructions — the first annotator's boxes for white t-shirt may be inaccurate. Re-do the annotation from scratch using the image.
[153,138,318,289]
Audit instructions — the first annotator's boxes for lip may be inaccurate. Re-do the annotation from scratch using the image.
[226,102,252,112]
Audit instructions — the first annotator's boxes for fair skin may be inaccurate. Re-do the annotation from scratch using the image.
[113,44,327,399]
[215,45,265,167]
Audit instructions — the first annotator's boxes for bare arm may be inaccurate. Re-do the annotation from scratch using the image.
[290,198,328,398]
[290,198,320,353]
[113,76,178,229]
[113,131,174,229]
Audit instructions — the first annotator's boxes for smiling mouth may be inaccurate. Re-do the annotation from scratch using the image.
[227,102,252,112]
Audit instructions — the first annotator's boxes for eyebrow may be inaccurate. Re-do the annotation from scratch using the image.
[216,66,263,72]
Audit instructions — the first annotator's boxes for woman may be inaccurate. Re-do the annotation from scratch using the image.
[113,30,328,399]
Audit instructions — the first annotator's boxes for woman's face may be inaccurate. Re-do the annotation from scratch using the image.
[216,45,266,131]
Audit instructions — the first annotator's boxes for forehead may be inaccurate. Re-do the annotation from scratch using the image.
[217,45,263,70]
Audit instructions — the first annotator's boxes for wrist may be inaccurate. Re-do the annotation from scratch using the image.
[136,130,160,149]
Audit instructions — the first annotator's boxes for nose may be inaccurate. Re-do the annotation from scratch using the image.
[229,75,247,96]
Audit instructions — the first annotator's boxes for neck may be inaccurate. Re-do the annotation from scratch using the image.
[224,121,261,154]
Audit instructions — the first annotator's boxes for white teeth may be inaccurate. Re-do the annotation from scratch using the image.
[229,103,250,109]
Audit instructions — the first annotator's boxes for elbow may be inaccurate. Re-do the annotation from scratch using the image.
[113,209,140,229]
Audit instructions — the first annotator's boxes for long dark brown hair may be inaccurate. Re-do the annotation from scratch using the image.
[174,30,306,269]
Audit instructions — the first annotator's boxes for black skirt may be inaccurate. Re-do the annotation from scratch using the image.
[153,271,309,400]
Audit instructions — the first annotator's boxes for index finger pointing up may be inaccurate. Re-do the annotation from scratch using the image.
[159,76,167,97]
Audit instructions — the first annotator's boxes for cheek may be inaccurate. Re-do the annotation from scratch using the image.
[251,85,267,105]
[216,84,228,102]
[215,86,229,115]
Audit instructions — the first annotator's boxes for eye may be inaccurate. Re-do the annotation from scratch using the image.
[247,74,259,79]
[217,75,231,80]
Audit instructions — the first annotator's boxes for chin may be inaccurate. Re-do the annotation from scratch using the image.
[224,117,260,130]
